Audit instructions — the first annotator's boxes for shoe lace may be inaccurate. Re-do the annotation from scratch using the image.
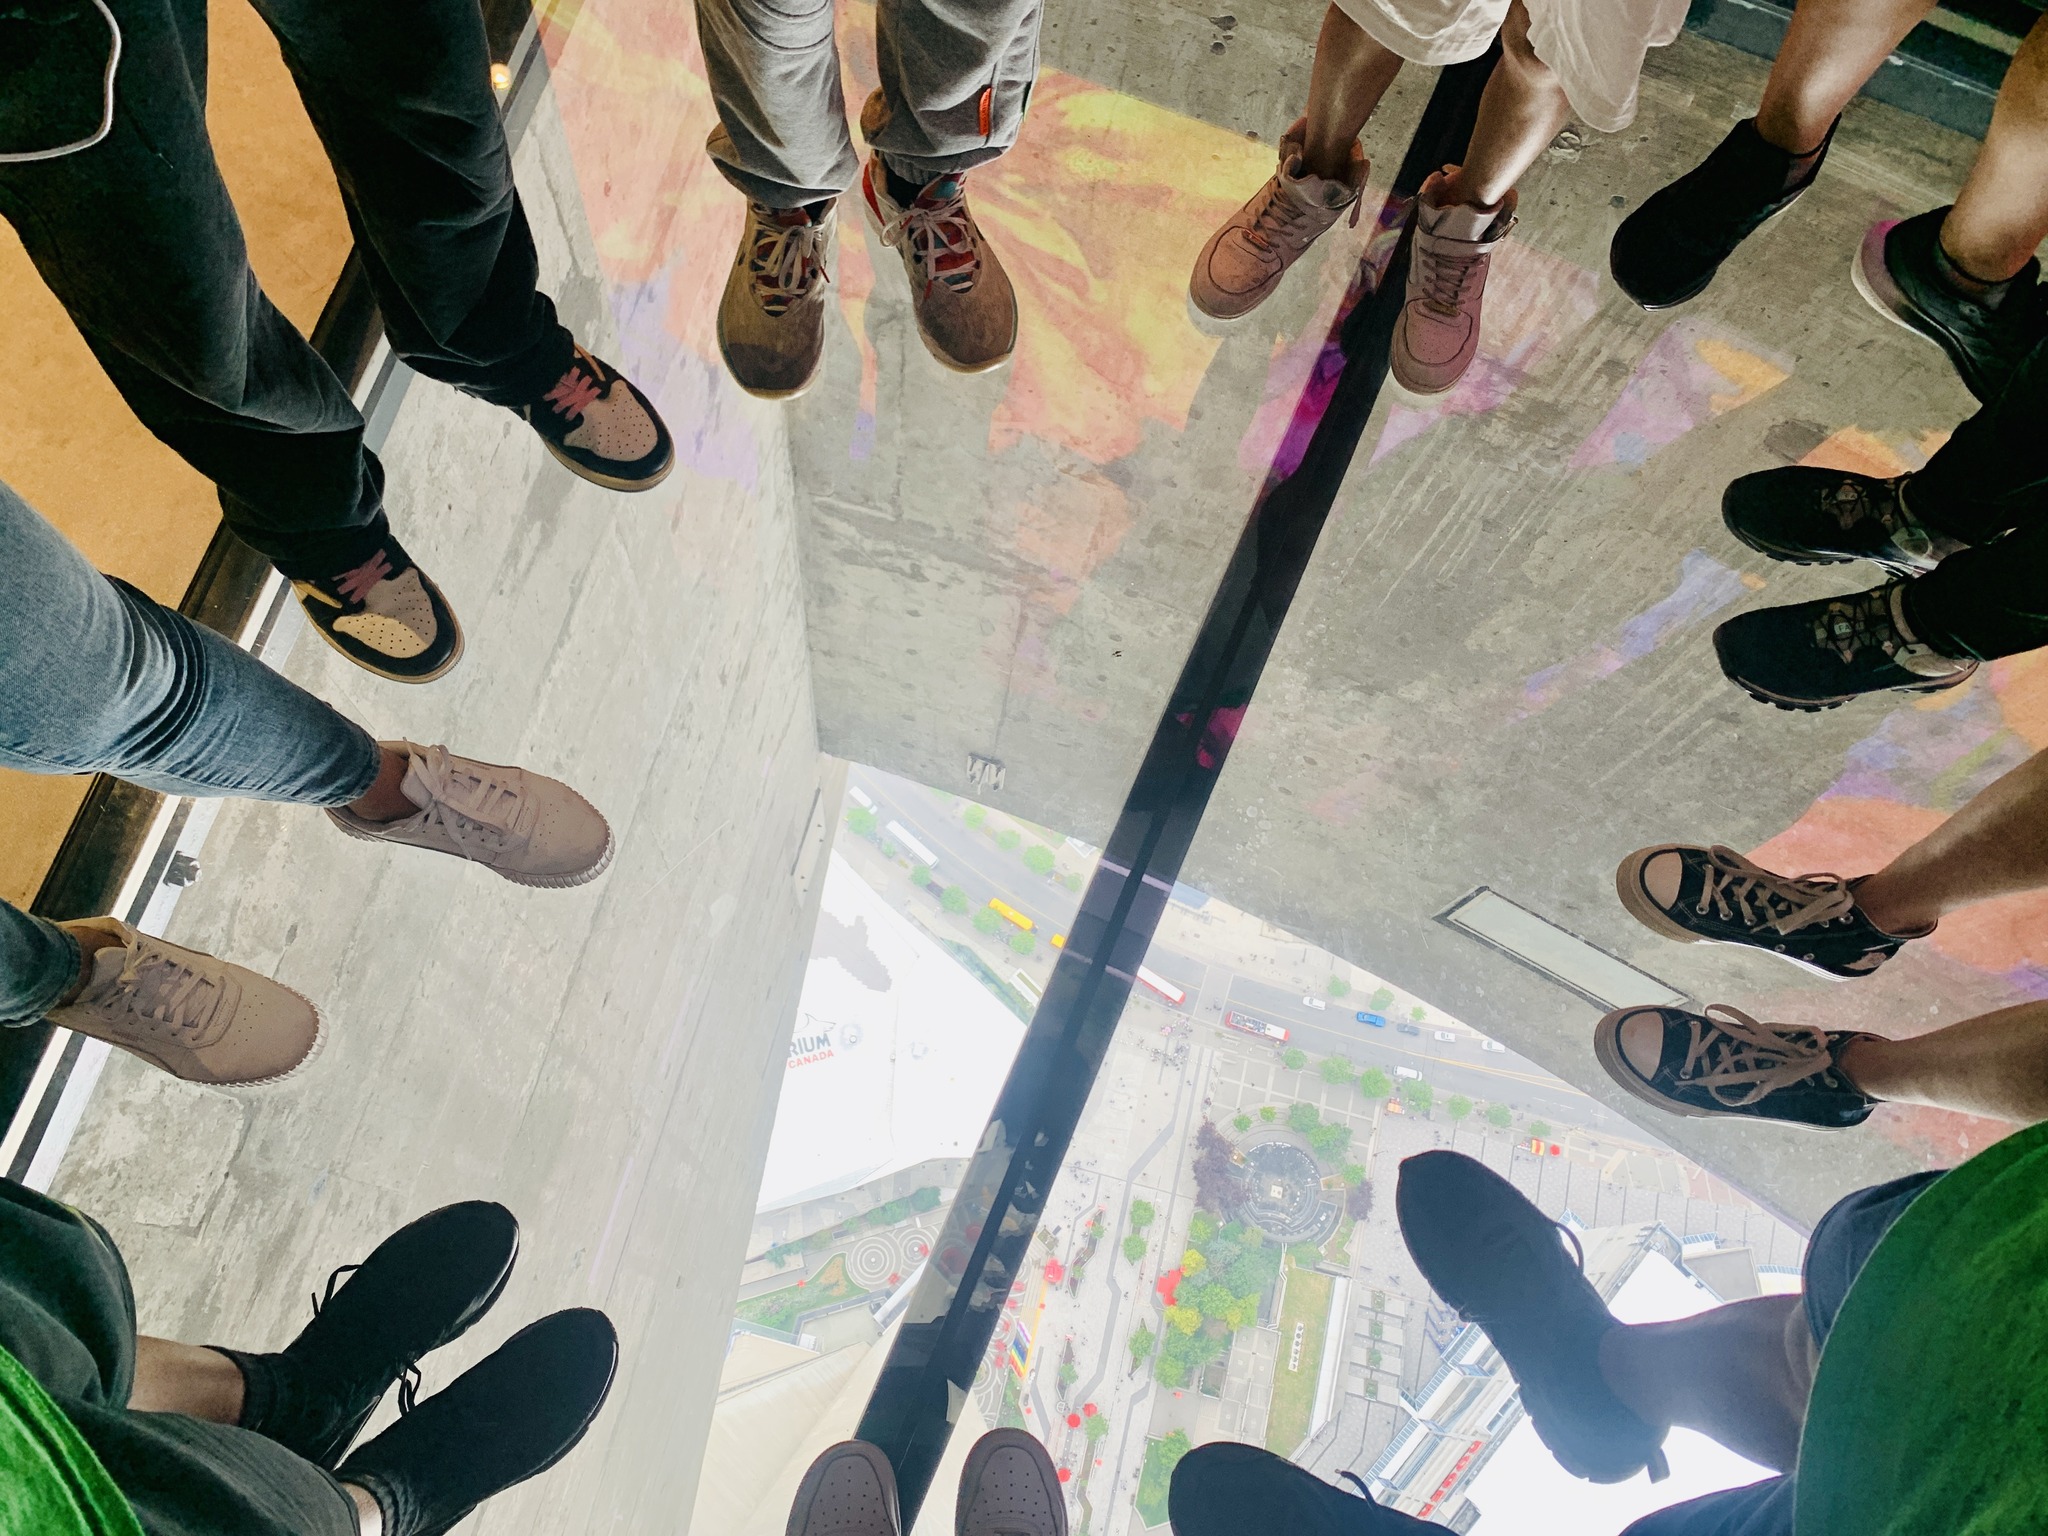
[542,349,606,422]
[1810,586,1904,665]
[1244,172,1360,256]
[746,206,831,317]
[308,1263,424,1415]
[878,176,981,295]
[1678,1005,1839,1108]
[1414,218,1505,316]
[1822,477,1934,558]
[404,745,536,859]
[104,940,228,1041]
[332,549,395,606]
[1692,845,1854,937]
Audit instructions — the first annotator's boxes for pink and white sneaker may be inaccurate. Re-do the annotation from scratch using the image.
[1390,171,1517,396]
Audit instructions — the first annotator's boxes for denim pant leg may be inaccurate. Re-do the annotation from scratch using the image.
[254,0,574,407]
[0,478,382,805]
[0,0,390,581]
[0,902,83,1031]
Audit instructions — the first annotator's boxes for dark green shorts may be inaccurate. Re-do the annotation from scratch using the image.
[0,1178,357,1536]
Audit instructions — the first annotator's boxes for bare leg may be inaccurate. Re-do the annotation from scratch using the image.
[1841,1001,2048,1123]
[344,744,418,824]
[128,1337,245,1422]
[1301,5,1406,180]
[1597,1294,1817,1472]
[1942,10,2048,282]
[342,1483,384,1536]
[1432,0,1571,210]
[1754,0,1939,153]
[1852,748,2048,933]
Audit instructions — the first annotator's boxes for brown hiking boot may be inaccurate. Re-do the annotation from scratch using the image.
[717,195,836,400]
[1189,119,1366,321]
[859,155,1016,373]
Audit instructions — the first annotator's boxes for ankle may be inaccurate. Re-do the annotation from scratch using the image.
[880,157,926,204]
[345,746,420,824]
[341,1480,386,1536]
[1848,873,1938,937]
[1933,227,2026,301]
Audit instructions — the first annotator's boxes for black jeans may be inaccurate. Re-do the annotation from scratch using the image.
[0,1178,356,1536]
[0,0,573,579]
[1898,334,2048,662]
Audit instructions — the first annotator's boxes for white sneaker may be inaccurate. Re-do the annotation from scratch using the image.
[325,742,614,889]
[45,917,323,1086]
[956,1430,1067,1536]
[788,1441,902,1536]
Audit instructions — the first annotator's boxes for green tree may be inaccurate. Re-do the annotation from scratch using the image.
[1022,845,1056,876]
[1530,1121,1552,1140]
[1367,987,1395,1012]
[1009,931,1035,955]
[941,884,969,914]
[1164,1304,1201,1335]
[1358,1067,1391,1098]
[1180,1249,1208,1276]
[1258,1105,1277,1123]
[1319,1054,1355,1085]
[1327,975,1351,998]
[1188,1211,1219,1245]
[1486,1103,1513,1128]
[997,829,1022,851]
[1447,1094,1472,1122]
[1404,1080,1435,1115]
[1063,871,1083,891]
[1223,1293,1261,1330]
[1232,1113,1252,1133]
[1128,1323,1155,1366]
[1287,1102,1321,1134]
[964,804,987,830]
[909,864,932,886]
[1123,1234,1147,1263]
[1129,1199,1156,1230]
[1289,1243,1323,1270]
[1085,1410,1110,1442]
[1309,1122,1352,1162]
[972,908,1003,935]
[1340,1162,1366,1187]
[1410,1006,1428,1022]
[1282,1047,1307,1071]
[845,806,878,838]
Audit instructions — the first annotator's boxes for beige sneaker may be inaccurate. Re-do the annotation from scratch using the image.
[718,197,836,400]
[860,155,1016,373]
[46,918,322,1086]
[1390,170,1517,396]
[1189,119,1366,321]
[326,742,613,889]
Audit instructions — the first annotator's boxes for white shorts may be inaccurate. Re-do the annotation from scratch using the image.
[1332,0,1688,133]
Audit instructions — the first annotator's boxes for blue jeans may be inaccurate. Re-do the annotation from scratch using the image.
[1,478,381,1027]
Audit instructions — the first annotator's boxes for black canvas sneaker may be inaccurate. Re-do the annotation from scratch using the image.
[1609,118,1833,311]
[293,535,462,684]
[1170,1441,1437,1536]
[1396,1152,1670,1485]
[1722,468,1958,578]
[1714,581,1976,711]
[1595,1004,1879,1130]
[221,1202,520,1468]
[1615,842,1924,977]
[521,345,674,491]
[336,1308,617,1536]
[1853,206,2048,403]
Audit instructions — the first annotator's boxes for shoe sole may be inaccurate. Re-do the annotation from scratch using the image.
[300,601,466,686]
[327,809,616,890]
[1185,287,1262,334]
[1723,521,1928,583]
[1612,848,1865,982]
[787,1441,899,1536]
[542,437,676,493]
[957,1429,1067,1536]
[858,180,1015,375]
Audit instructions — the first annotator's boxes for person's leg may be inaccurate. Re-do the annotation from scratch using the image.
[1850,748,2048,932]
[0,899,86,1030]
[0,0,387,582]
[1754,0,1939,155]
[129,1339,247,1423]
[1300,6,1405,181]
[1938,10,2048,285]
[866,0,1042,189]
[1599,1296,1816,1471]
[1433,0,1569,212]
[1837,1001,2048,1123]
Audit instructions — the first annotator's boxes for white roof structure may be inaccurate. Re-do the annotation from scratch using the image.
[756,851,1025,1213]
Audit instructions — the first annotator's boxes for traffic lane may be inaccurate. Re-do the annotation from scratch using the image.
[1223,972,1552,1074]
[852,775,1084,934]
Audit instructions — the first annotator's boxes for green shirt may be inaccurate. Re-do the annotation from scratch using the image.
[1798,1120,2048,1535]
[0,1343,143,1536]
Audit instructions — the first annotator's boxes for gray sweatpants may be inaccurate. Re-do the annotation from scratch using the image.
[696,0,1042,206]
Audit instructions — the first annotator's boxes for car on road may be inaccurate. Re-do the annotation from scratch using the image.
[1355,1011,1387,1028]
[1432,1029,1456,1043]
[1480,1039,1507,1054]
[1300,995,1327,1011]
[1394,1066,1422,1081]
[1396,1022,1421,1036]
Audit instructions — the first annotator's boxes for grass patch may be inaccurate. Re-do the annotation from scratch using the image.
[733,1252,867,1333]
[1135,1432,1190,1527]
[1264,1265,1334,1456]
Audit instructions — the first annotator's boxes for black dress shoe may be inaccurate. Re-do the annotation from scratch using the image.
[222,1201,518,1468]
[336,1308,618,1536]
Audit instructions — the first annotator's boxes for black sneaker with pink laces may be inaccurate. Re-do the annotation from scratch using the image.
[519,345,674,492]
[292,532,463,684]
